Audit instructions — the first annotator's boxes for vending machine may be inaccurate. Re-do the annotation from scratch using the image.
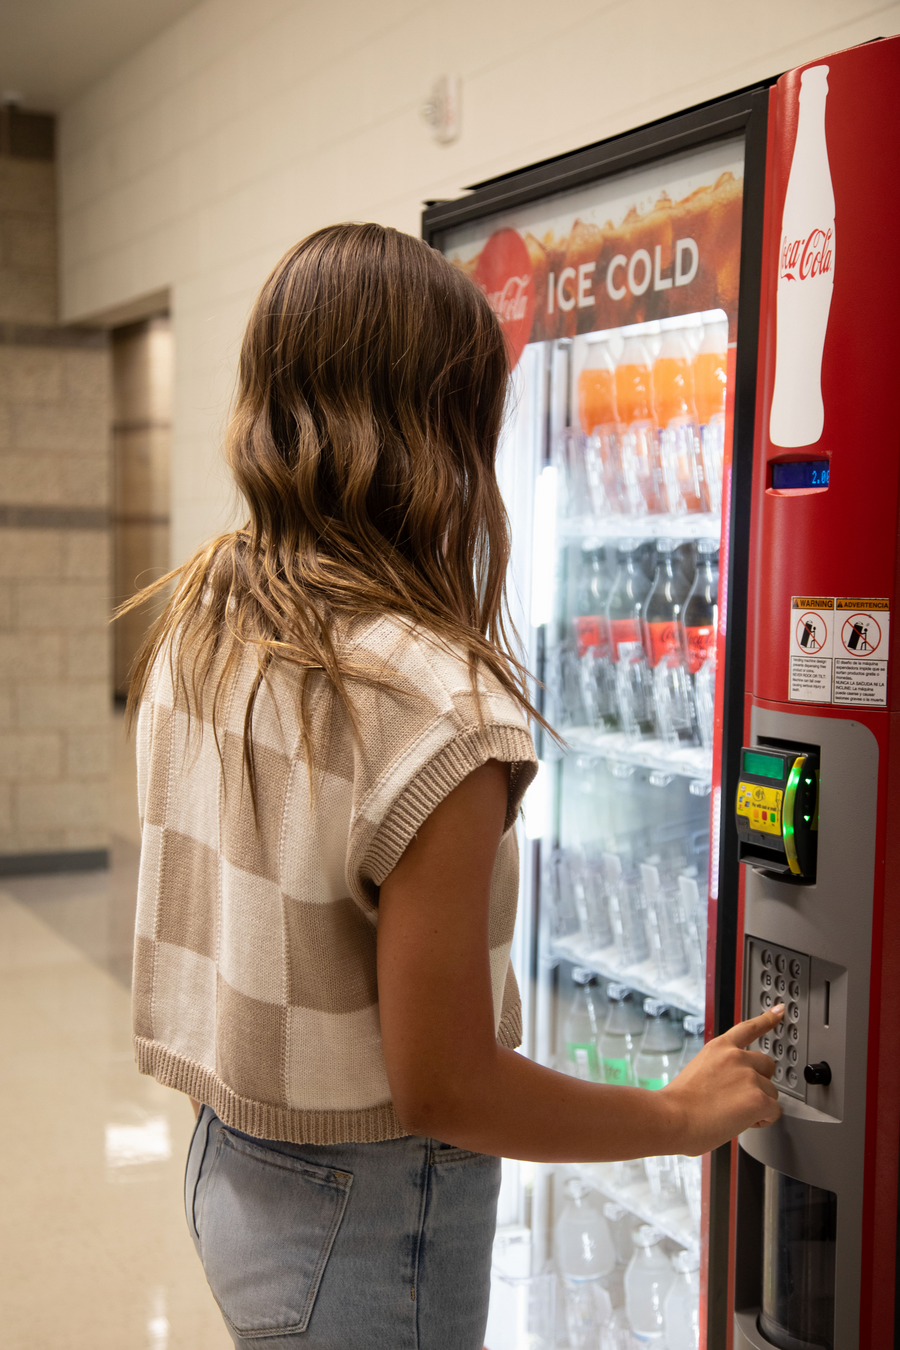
[422,34,900,1350]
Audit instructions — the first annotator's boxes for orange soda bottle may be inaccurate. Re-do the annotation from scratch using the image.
[615,331,660,515]
[654,322,704,514]
[578,340,622,514]
[578,341,618,433]
[693,313,728,515]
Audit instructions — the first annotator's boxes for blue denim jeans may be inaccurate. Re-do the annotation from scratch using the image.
[185,1106,502,1349]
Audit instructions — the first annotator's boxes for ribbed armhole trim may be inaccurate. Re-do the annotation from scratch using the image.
[134,1009,523,1144]
[362,723,537,888]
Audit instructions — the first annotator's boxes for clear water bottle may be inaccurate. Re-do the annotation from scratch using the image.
[603,1201,637,1311]
[563,968,604,1082]
[604,1202,639,1267]
[555,1177,616,1349]
[678,1016,706,1230]
[677,870,706,991]
[635,1002,684,1211]
[604,853,650,967]
[634,1000,684,1090]
[640,861,689,983]
[663,1248,701,1350]
[575,546,617,730]
[624,1226,675,1344]
[599,983,644,1086]
[680,1015,705,1068]
[545,847,580,945]
[578,849,615,951]
[606,541,654,737]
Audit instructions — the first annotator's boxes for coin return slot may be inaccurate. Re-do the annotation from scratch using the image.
[824,979,830,1027]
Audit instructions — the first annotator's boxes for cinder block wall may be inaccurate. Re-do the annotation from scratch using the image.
[112,316,172,698]
[0,116,112,871]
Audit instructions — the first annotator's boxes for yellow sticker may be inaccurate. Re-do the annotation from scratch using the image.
[736,782,783,836]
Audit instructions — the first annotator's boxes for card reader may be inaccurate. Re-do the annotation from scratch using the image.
[736,746,819,881]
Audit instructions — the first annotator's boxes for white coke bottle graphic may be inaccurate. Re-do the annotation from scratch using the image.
[769,64,835,448]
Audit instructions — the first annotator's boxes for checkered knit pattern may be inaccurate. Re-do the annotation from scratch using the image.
[132,615,537,1144]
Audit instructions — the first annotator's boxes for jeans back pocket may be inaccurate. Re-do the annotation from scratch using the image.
[197,1128,353,1338]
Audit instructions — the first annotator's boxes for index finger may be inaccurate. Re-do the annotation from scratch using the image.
[724,1005,785,1050]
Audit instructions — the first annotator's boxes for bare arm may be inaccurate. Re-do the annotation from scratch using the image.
[377,759,782,1161]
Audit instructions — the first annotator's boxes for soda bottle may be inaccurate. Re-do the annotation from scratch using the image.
[578,340,623,515]
[574,546,616,729]
[624,1226,675,1344]
[654,323,704,515]
[555,1176,616,1348]
[643,539,694,744]
[768,64,835,449]
[694,314,728,514]
[563,968,604,1082]
[599,983,644,1086]
[616,331,661,514]
[663,1248,701,1350]
[607,541,654,736]
[682,540,718,748]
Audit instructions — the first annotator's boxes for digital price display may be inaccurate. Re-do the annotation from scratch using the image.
[771,460,830,490]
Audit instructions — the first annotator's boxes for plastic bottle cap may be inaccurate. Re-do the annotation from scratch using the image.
[643,998,669,1017]
[655,538,677,552]
[603,1202,628,1221]
[572,967,597,986]
[606,983,632,1002]
[697,538,719,555]
[701,309,728,323]
[564,1176,591,1202]
[672,1248,701,1273]
[683,1015,704,1036]
[634,1225,664,1248]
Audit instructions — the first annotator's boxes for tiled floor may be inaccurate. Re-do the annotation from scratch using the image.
[0,712,230,1349]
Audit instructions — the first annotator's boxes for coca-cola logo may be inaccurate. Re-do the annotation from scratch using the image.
[780,227,833,282]
[472,228,535,369]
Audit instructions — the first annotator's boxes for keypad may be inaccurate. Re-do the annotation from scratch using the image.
[745,937,811,1102]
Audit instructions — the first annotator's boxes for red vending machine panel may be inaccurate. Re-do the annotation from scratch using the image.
[735,36,900,1350]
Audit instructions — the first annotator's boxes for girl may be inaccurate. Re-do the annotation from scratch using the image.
[126,223,782,1350]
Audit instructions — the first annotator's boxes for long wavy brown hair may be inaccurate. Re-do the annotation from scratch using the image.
[123,222,549,805]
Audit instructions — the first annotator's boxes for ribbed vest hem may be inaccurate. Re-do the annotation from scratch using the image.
[362,723,538,887]
[134,1002,523,1144]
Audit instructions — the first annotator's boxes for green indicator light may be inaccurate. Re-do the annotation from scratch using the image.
[782,758,804,877]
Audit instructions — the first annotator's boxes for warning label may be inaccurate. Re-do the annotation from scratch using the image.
[789,597,834,702]
[789,596,889,706]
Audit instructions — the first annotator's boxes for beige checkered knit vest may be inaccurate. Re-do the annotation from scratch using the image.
[131,615,537,1144]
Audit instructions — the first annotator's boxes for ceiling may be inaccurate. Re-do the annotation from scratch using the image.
[0,0,204,112]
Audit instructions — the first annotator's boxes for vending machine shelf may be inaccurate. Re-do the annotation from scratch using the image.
[559,512,721,545]
[569,1162,699,1252]
[562,727,712,790]
[551,937,704,1017]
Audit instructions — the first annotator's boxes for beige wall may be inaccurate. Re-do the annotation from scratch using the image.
[112,316,172,697]
[58,0,900,565]
[0,151,112,866]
